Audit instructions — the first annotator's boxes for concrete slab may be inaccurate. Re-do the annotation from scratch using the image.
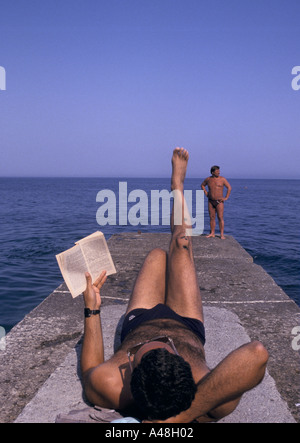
[2,233,299,423]
[15,305,296,423]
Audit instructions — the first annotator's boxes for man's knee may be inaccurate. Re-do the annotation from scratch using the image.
[147,248,167,262]
[173,232,191,252]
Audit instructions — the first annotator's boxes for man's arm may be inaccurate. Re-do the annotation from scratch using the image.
[80,271,132,409]
[222,178,232,201]
[80,271,115,407]
[81,271,106,375]
[144,341,269,423]
[201,178,209,197]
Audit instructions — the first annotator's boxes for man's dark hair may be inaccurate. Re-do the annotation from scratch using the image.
[130,348,197,420]
[210,165,220,174]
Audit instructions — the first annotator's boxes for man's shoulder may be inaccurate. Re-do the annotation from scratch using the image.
[89,353,126,383]
[220,176,230,184]
[86,358,130,409]
[89,359,118,382]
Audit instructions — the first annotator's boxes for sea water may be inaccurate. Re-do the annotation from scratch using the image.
[0,177,299,331]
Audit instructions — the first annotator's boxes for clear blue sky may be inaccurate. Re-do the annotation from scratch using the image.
[0,0,299,179]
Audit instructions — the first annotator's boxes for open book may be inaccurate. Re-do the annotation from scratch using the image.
[56,231,116,298]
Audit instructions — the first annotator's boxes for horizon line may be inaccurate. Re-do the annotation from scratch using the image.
[0,176,299,180]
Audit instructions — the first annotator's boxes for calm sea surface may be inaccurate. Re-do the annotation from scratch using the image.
[0,178,299,332]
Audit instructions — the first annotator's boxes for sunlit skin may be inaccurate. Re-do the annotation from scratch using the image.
[80,148,268,424]
[201,168,231,239]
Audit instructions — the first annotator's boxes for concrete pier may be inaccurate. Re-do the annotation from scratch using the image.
[0,233,299,423]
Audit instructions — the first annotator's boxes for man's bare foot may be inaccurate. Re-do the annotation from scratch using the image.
[206,233,215,238]
[221,235,226,240]
[171,147,189,192]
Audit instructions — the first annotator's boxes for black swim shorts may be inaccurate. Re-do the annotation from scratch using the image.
[209,198,224,209]
[121,303,205,346]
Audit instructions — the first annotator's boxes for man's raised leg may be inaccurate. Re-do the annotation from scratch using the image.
[166,148,204,323]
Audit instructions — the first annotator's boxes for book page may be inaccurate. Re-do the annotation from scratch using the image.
[56,244,89,298]
[77,231,116,282]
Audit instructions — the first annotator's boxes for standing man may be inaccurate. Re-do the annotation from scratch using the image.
[201,166,232,240]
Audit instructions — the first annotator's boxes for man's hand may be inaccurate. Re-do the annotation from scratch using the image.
[83,271,107,310]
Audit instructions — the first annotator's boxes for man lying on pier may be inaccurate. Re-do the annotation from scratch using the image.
[80,148,269,423]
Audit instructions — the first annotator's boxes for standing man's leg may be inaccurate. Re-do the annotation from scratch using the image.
[216,202,225,240]
[166,148,204,323]
[206,201,216,238]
